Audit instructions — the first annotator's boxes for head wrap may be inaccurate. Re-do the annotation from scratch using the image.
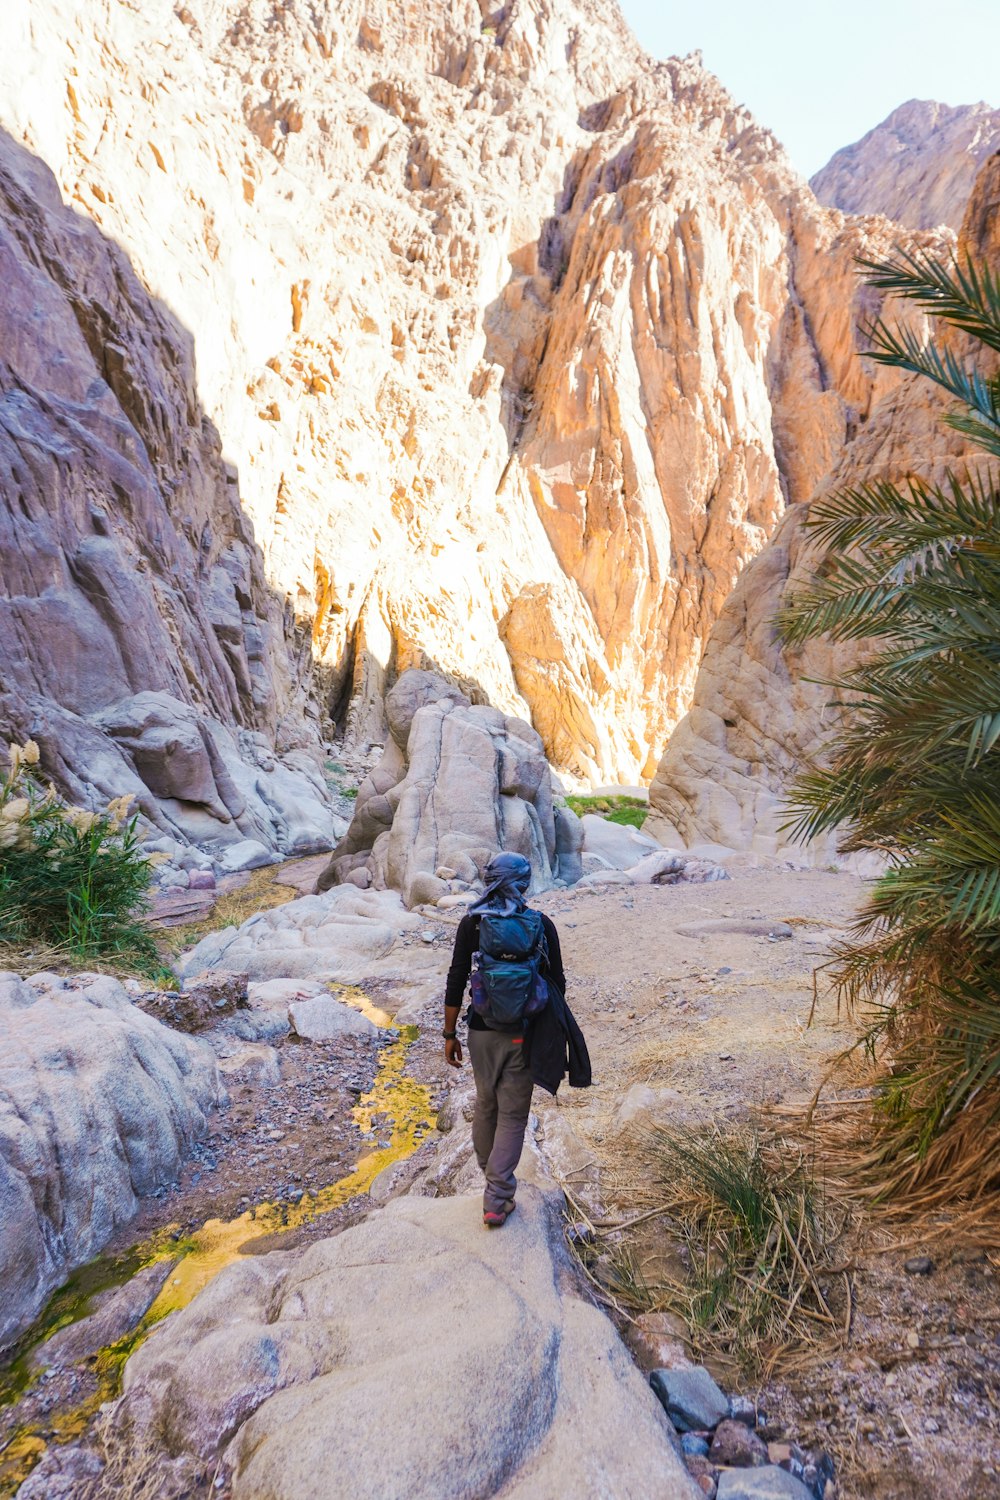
[468,851,532,917]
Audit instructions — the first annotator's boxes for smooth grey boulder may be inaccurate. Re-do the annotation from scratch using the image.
[716,1467,814,1500]
[318,671,582,907]
[108,1186,699,1499]
[579,814,662,870]
[287,993,378,1041]
[650,1365,730,1432]
[0,972,220,1350]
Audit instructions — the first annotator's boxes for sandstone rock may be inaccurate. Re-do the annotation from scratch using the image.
[647,156,998,857]
[580,814,662,870]
[30,1261,174,1371]
[615,1083,686,1132]
[288,994,379,1042]
[625,1311,694,1374]
[218,838,275,873]
[318,671,578,905]
[812,100,1000,230]
[0,124,334,856]
[0,0,959,806]
[0,973,220,1349]
[108,1187,696,1499]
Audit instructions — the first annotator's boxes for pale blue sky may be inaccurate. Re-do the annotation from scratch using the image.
[618,0,1000,178]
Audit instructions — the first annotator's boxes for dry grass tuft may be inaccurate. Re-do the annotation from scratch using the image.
[570,1118,855,1378]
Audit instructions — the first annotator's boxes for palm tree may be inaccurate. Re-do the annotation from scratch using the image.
[779,249,1000,1203]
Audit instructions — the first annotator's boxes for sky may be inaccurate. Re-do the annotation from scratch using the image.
[617,0,1000,179]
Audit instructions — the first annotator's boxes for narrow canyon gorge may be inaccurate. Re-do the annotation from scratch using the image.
[1,3,997,1499]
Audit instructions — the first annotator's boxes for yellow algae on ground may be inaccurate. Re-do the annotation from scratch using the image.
[144,1025,432,1321]
[0,1016,434,1494]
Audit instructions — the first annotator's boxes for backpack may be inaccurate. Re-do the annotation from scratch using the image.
[469,910,550,1030]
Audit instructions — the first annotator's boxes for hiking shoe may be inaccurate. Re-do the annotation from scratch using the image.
[483,1202,515,1229]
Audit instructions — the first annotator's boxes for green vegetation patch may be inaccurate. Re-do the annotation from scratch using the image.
[564,794,648,829]
[0,741,161,977]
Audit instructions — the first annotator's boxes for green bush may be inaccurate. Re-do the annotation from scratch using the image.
[564,794,648,829]
[0,740,160,974]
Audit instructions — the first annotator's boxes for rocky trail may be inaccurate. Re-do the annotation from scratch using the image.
[2,859,997,1499]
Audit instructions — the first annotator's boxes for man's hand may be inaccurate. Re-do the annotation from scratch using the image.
[445,1037,463,1068]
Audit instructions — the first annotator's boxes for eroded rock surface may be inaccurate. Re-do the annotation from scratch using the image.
[0,0,952,795]
[646,153,998,856]
[812,99,1000,230]
[0,972,220,1349]
[318,670,580,904]
[105,1185,697,1500]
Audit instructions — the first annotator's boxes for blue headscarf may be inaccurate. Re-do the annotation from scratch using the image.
[469,852,532,917]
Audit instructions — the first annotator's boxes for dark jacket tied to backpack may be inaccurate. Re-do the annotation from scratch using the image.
[444,911,592,1095]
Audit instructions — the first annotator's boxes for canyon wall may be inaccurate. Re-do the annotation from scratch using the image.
[647,153,999,858]
[812,99,1000,231]
[0,0,939,818]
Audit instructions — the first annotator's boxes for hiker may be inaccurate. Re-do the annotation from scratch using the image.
[443,851,591,1228]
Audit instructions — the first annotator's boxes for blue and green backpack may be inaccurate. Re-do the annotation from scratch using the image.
[469,910,550,1029]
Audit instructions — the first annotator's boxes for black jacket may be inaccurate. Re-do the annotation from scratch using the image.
[522,980,592,1096]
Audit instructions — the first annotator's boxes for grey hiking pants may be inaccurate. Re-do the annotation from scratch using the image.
[468,1027,534,1214]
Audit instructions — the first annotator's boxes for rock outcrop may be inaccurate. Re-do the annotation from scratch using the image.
[647,153,1000,857]
[812,100,1000,231]
[0,971,220,1349]
[318,670,580,904]
[0,0,950,797]
[101,1185,698,1499]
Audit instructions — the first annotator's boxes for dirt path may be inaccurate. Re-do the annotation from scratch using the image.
[3,864,997,1499]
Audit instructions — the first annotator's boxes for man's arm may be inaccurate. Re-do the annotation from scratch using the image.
[443,915,476,1068]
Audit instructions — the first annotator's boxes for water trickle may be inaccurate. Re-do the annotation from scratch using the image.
[0,1005,434,1494]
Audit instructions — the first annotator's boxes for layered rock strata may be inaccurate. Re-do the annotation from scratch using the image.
[102,1185,698,1499]
[0,970,220,1349]
[0,0,946,794]
[812,100,1000,231]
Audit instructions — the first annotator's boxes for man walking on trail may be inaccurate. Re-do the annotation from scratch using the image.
[443,851,590,1228]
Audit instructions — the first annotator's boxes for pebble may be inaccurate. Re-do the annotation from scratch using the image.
[681,1433,710,1457]
[903,1256,934,1275]
[650,1366,729,1432]
[709,1417,769,1468]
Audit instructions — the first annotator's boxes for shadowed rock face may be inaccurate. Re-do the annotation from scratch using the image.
[0,129,336,854]
[647,153,1000,858]
[812,100,1000,231]
[318,670,582,905]
[0,0,952,795]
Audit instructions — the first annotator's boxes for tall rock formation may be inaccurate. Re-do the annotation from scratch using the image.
[812,99,1000,231]
[647,153,999,857]
[0,0,959,814]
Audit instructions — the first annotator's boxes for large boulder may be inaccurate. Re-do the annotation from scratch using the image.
[105,1186,697,1499]
[0,971,221,1350]
[318,672,580,906]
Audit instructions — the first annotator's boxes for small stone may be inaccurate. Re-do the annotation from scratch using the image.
[716,1466,814,1499]
[906,1330,920,1349]
[682,1434,711,1457]
[923,1418,939,1434]
[709,1417,769,1468]
[903,1256,934,1275]
[650,1366,729,1432]
[188,869,217,890]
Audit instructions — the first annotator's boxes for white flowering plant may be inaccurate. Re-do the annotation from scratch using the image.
[0,741,160,972]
